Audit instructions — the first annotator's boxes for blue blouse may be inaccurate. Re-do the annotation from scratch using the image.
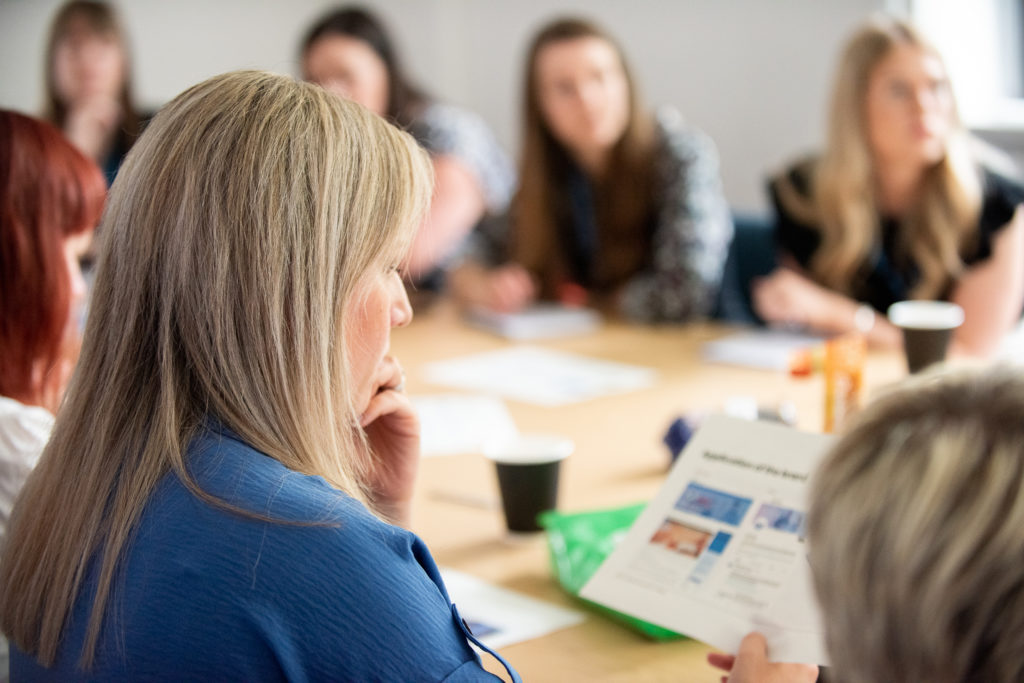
[11,426,516,682]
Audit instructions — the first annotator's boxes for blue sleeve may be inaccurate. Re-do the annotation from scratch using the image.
[12,438,507,682]
[163,459,504,682]
[619,110,734,322]
[243,511,502,682]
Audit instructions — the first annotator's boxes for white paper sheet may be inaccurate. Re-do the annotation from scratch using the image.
[422,346,656,406]
[440,567,585,650]
[580,415,832,665]
[412,394,518,457]
[997,317,1024,363]
[702,330,825,371]
[464,305,602,341]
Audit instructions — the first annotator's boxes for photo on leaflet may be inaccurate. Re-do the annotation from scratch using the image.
[649,519,713,557]
[752,503,805,535]
[674,483,753,526]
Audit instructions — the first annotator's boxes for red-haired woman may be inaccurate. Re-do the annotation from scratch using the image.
[0,110,103,535]
[0,110,101,674]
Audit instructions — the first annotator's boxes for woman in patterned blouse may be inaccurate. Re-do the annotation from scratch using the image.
[449,17,732,323]
[301,6,514,292]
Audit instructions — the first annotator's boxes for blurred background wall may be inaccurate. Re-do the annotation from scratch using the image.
[5,0,1016,213]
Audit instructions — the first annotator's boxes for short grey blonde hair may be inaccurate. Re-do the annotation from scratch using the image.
[0,70,432,667]
[808,366,1024,683]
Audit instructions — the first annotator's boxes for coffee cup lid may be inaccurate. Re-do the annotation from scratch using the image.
[887,301,965,330]
[483,434,574,464]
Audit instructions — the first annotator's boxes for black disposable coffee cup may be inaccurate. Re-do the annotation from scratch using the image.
[484,435,573,534]
[887,301,964,373]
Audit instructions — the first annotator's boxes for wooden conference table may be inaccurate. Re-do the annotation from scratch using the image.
[391,302,907,682]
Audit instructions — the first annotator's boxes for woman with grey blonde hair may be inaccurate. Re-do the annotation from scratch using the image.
[754,15,1024,356]
[0,70,516,681]
[711,366,1024,682]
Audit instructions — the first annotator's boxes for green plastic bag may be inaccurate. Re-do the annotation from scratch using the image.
[538,503,683,641]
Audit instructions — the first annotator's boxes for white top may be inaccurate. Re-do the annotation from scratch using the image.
[0,395,52,536]
[0,395,52,683]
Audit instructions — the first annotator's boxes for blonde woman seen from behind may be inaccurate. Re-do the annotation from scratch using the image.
[713,366,1024,681]
[755,16,1024,356]
[0,71,516,681]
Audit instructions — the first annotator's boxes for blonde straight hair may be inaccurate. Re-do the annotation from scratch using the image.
[0,70,432,668]
[808,367,1024,683]
[778,16,981,299]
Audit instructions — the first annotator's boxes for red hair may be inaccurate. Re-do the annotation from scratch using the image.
[0,110,105,407]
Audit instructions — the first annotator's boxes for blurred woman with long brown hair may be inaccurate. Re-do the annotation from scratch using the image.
[43,0,146,184]
[450,17,732,322]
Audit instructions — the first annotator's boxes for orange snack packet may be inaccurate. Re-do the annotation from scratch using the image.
[823,333,866,433]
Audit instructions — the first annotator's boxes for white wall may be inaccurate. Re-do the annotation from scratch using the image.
[0,0,886,211]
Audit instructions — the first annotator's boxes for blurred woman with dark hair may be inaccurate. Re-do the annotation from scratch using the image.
[0,108,104,677]
[301,5,514,290]
[450,17,732,322]
[44,0,145,184]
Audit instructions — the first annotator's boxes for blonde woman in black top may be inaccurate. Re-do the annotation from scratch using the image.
[755,16,1024,355]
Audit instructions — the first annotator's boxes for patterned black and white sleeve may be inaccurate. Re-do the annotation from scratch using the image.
[619,109,733,323]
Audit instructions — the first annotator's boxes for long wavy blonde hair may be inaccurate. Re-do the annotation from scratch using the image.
[0,70,432,668]
[777,16,981,299]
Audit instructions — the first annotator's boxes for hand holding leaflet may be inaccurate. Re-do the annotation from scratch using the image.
[707,632,819,683]
[579,415,832,665]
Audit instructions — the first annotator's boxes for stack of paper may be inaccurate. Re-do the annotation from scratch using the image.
[411,394,518,457]
[702,330,824,371]
[440,568,584,649]
[422,346,656,406]
[465,305,601,341]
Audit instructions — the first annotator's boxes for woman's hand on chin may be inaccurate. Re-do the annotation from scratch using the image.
[358,355,420,528]
[65,95,123,160]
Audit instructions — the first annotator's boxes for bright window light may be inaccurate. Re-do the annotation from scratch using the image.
[910,0,1024,129]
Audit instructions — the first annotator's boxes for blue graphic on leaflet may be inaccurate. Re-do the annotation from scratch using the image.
[689,531,732,585]
[752,503,806,535]
[675,483,753,526]
[708,531,732,553]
